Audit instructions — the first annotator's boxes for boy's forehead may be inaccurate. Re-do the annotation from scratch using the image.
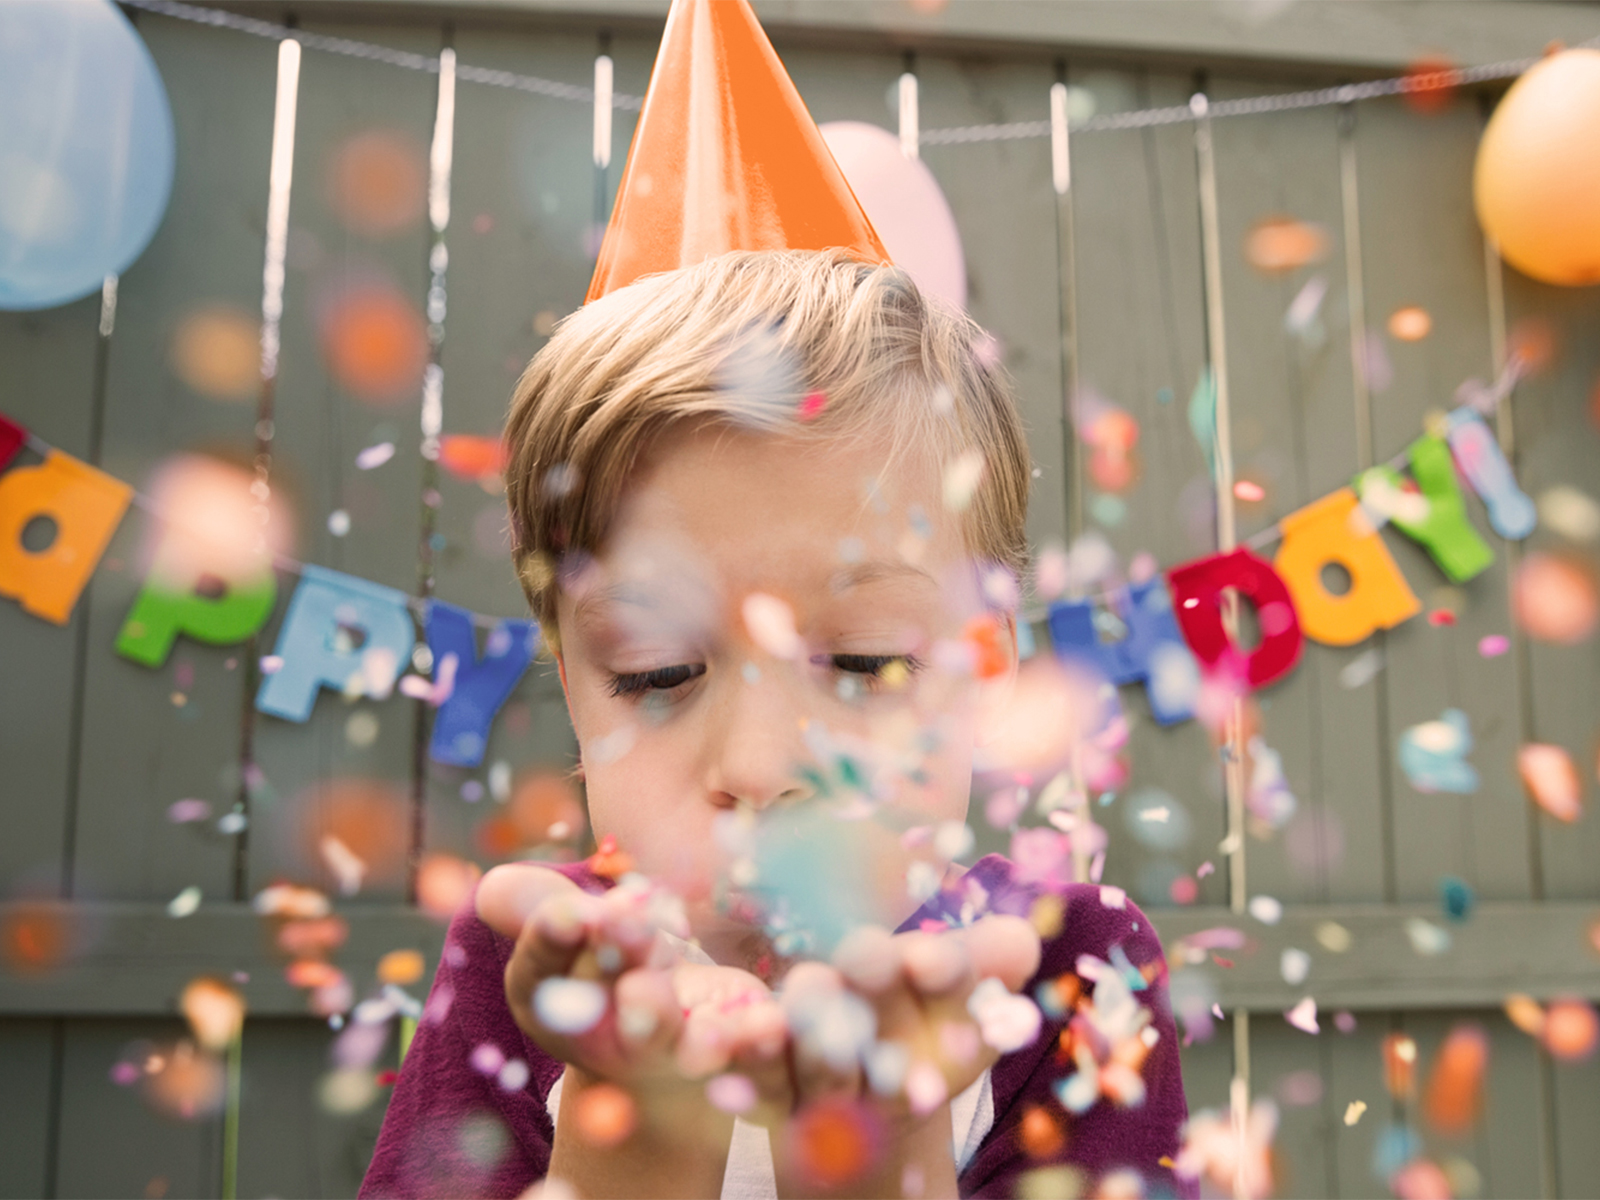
[571,423,970,611]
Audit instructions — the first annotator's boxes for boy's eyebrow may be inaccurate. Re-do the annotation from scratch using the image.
[828,560,938,593]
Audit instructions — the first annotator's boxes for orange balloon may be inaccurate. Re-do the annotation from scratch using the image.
[1475,49,1600,285]
[586,0,889,302]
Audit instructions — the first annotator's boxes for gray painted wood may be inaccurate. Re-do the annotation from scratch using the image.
[1351,96,1533,904]
[1208,75,1390,908]
[0,295,100,897]
[53,1017,221,1199]
[246,21,443,903]
[1550,1045,1600,1199]
[1498,269,1600,903]
[1064,67,1226,914]
[1251,1016,1335,1198]
[67,17,278,905]
[237,1018,391,1198]
[0,1019,55,1198]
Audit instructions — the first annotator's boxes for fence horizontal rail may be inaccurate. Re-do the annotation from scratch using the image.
[1,900,1596,1017]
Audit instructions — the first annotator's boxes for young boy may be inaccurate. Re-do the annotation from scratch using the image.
[361,250,1188,1199]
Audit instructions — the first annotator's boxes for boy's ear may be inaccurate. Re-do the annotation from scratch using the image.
[974,615,1022,748]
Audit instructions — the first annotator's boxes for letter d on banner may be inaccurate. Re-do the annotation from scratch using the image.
[1168,547,1303,690]
[257,565,415,722]
[0,451,132,624]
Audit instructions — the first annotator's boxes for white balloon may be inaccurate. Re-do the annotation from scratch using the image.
[820,121,966,310]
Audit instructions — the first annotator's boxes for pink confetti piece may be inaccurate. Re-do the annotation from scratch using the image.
[1478,634,1510,657]
[967,979,1042,1053]
[706,1073,758,1114]
[167,798,210,823]
[470,1043,504,1075]
[1285,997,1319,1034]
[259,655,284,675]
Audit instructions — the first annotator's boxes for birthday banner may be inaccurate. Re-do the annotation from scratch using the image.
[0,397,1534,764]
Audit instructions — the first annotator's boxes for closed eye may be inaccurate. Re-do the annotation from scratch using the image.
[824,653,924,679]
[608,663,706,697]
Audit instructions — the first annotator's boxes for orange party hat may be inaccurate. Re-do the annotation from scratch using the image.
[586,0,891,302]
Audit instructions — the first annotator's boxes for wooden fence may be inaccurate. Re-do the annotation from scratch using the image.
[1,3,1597,1196]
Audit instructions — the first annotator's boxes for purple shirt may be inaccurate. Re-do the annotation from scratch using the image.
[362,855,1191,1199]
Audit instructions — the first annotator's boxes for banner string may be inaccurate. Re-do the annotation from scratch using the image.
[14,349,1519,638]
[123,0,1599,143]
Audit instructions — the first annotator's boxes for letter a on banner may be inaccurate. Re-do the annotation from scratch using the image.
[257,565,415,722]
[1357,434,1493,583]
[0,450,132,624]
[1168,548,1303,690]
[1273,488,1420,646]
[427,600,538,768]
[1047,579,1198,724]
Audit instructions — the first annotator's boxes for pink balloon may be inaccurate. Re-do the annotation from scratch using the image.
[819,121,966,310]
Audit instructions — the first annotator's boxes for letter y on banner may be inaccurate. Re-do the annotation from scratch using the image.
[426,600,537,767]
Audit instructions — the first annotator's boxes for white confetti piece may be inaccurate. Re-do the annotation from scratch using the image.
[1344,1099,1366,1126]
[1405,917,1452,956]
[167,886,202,918]
[534,978,607,1035]
[1248,895,1283,925]
[327,509,351,536]
[356,441,395,470]
[967,978,1042,1053]
[942,450,985,513]
[1099,885,1127,909]
[497,1058,530,1091]
[1280,948,1311,986]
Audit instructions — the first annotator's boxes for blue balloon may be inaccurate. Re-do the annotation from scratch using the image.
[0,0,175,310]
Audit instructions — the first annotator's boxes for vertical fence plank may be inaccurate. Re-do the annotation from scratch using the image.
[1320,1012,1390,1199]
[0,1019,55,1198]
[236,1018,390,1199]
[1352,97,1533,904]
[1208,79,1389,909]
[66,16,278,905]
[1068,69,1222,911]
[246,24,442,904]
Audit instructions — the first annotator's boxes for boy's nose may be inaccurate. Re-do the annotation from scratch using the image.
[703,665,815,811]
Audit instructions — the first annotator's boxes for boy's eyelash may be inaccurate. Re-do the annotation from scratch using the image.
[606,655,922,697]
[608,663,706,697]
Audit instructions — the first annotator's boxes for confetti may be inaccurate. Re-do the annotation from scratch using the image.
[1244,217,1329,272]
[320,284,428,404]
[327,508,351,536]
[167,799,210,824]
[1019,1106,1066,1158]
[1518,743,1583,821]
[1405,918,1452,956]
[1338,647,1383,688]
[967,978,1043,1053]
[167,886,201,919]
[741,592,803,659]
[1384,1033,1418,1099]
[1387,306,1432,341]
[1513,553,1598,643]
[328,130,426,236]
[1424,1023,1487,1134]
[171,307,261,401]
[1344,1100,1367,1126]
[1538,485,1600,542]
[706,1073,758,1114]
[1543,999,1598,1061]
[497,1059,530,1092]
[786,1098,882,1188]
[1233,479,1266,503]
[1439,875,1475,922]
[1285,274,1328,335]
[1280,948,1311,986]
[941,449,985,512]
[416,853,482,920]
[356,441,395,470]
[904,1060,948,1116]
[469,1043,505,1075]
[1247,895,1283,925]
[319,1066,378,1115]
[1284,997,1319,1034]
[1315,921,1352,953]
[1477,633,1510,657]
[377,949,425,986]
[574,1082,635,1145]
[534,979,607,1035]
[1399,709,1478,793]
[180,978,244,1051]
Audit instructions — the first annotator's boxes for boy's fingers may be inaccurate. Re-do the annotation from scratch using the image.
[504,894,602,1021]
[832,925,900,994]
[614,966,683,1055]
[782,962,870,1106]
[959,915,1042,992]
[477,863,580,939]
[900,931,973,996]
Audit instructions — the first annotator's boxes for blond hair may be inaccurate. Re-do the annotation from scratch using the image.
[504,249,1030,631]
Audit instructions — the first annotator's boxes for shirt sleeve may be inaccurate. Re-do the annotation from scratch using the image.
[361,861,610,1199]
[956,869,1194,1200]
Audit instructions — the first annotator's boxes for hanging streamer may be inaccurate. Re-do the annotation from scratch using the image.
[427,600,538,767]
[1445,409,1536,539]
[0,450,133,624]
[1047,579,1198,724]
[1357,434,1494,583]
[1168,548,1303,690]
[256,565,415,722]
[1273,488,1420,646]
